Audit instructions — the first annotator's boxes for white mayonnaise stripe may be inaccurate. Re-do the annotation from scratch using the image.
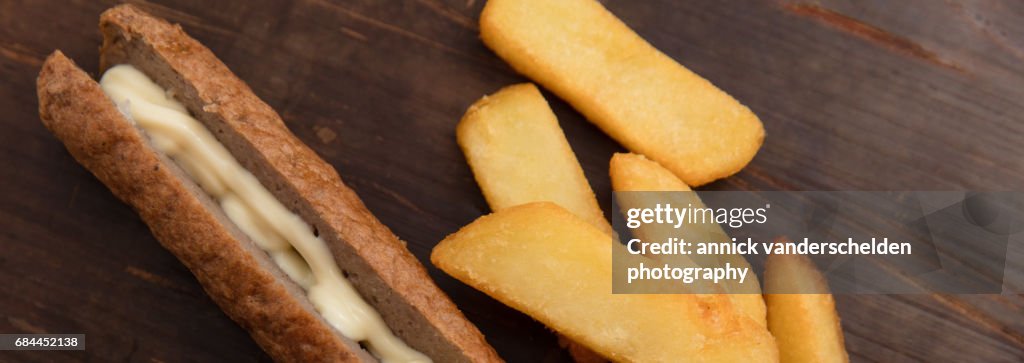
[100,65,430,363]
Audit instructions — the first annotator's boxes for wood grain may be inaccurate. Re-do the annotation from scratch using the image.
[1,0,1021,362]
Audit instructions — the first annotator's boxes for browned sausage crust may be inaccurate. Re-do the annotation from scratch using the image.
[37,4,501,362]
[38,51,373,363]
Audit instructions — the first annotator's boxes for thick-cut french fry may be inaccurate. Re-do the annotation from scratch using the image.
[458,83,611,362]
[432,202,779,363]
[765,253,849,363]
[457,83,611,235]
[480,0,764,186]
[610,152,692,193]
[609,152,767,327]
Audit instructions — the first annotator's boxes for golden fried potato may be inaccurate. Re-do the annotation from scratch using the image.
[610,152,692,193]
[764,253,849,363]
[480,0,764,186]
[457,83,611,234]
[609,152,767,327]
[459,83,613,362]
[432,202,778,363]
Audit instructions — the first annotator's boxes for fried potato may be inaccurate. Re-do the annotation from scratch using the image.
[609,152,767,327]
[432,202,778,363]
[610,152,692,193]
[764,253,849,363]
[480,0,764,186]
[458,83,612,362]
[457,83,611,235]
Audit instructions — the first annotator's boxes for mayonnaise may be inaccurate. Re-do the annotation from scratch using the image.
[100,65,430,363]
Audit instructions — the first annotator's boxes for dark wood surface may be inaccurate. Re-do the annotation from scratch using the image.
[2,0,1022,362]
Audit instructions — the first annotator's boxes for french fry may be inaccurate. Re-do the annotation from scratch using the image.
[457,83,611,235]
[432,202,778,362]
[480,0,764,186]
[610,152,691,193]
[764,253,849,363]
[609,152,730,267]
[458,83,611,361]
[609,152,767,327]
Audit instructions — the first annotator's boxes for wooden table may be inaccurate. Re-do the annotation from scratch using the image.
[2,0,1022,361]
